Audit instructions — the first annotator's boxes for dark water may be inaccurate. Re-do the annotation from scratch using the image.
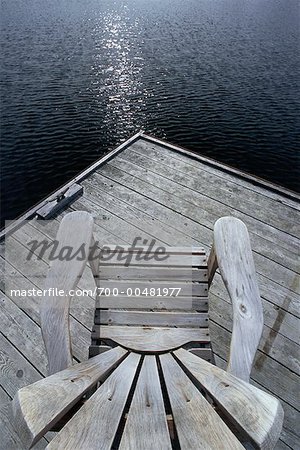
[1,0,299,226]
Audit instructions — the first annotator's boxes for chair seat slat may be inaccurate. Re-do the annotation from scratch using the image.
[47,353,141,450]
[119,356,172,449]
[160,353,244,450]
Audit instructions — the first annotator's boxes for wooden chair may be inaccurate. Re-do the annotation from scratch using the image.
[11,212,284,449]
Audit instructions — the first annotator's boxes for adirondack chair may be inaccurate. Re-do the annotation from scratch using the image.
[10,212,284,449]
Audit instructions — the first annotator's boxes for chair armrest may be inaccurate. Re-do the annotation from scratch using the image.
[40,211,95,375]
[210,216,263,382]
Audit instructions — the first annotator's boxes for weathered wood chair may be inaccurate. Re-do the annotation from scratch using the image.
[11,212,284,449]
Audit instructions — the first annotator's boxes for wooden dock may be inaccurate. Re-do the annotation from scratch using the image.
[0,132,299,449]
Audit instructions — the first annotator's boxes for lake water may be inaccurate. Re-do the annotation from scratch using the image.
[1,0,299,226]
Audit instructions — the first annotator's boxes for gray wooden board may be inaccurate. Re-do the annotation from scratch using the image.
[119,356,172,449]
[0,386,11,405]
[99,245,205,254]
[0,291,48,376]
[112,153,299,259]
[98,310,209,327]
[212,268,300,329]
[82,178,201,246]
[47,353,140,450]
[160,353,244,449]
[12,347,127,448]
[0,402,48,450]
[97,280,207,296]
[84,171,300,294]
[99,266,208,282]
[0,252,91,364]
[5,227,95,330]
[127,139,300,235]
[2,231,95,328]
[0,332,41,398]
[94,164,299,287]
[139,135,300,209]
[93,325,210,352]
[99,253,207,267]
[39,211,94,374]
[95,296,208,311]
[213,216,264,382]
[71,194,178,245]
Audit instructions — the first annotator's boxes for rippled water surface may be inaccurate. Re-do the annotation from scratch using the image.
[1,0,299,225]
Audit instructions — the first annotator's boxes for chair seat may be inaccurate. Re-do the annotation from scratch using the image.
[13,348,283,450]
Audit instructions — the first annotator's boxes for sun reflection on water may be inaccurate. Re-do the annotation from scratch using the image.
[90,6,151,138]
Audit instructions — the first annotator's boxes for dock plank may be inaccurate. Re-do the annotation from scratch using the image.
[139,135,300,209]
[0,332,41,398]
[128,139,300,233]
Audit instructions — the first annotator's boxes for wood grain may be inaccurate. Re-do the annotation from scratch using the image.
[98,310,209,327]
[12,347,127,448]
[46,353,140,450]
[95,325,210,352]
[213,216,264,382]
[98,280,207,297]
[119,356,172,449]
[99,266,207,282]
[96,295,208,311]
[100,253,207,267]
[160,353,244,449]
[40,211,94,375]
[175,348,284,450]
